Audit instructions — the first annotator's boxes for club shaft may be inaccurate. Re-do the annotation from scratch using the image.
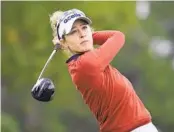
[37,50,57,82]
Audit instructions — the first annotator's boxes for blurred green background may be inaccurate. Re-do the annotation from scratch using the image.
[2,1,174,132]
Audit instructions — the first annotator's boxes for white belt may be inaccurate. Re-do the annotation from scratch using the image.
[131,122,158,132]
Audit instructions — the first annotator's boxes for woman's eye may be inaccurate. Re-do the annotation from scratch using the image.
[82,25,88,30]
[69,30,77,34]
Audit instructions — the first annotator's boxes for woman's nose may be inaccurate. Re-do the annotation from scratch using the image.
[79,29,86,38]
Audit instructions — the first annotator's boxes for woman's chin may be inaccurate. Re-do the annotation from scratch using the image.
[75,47,93,53]
[82,48,92,52]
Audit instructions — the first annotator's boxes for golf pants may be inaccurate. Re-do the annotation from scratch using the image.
[131,122,158,132]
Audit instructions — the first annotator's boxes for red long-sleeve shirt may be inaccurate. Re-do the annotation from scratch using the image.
[66,31,151,132]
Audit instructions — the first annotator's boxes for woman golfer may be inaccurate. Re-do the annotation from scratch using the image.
[41,8,159,132]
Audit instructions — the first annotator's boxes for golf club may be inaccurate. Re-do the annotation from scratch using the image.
[37,44,60,82]
[31,44,60,102]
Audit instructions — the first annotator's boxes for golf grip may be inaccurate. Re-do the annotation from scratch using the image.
[37,44,60,82]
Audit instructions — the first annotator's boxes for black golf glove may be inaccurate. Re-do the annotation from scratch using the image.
[31,78,55,102]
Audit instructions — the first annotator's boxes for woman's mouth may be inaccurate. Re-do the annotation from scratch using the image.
[80,40,88,45]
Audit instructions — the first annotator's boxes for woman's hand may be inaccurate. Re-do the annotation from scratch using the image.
[52,36,60,45]
[52,36,63,50]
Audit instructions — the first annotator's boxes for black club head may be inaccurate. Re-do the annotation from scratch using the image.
[31,78,55,102]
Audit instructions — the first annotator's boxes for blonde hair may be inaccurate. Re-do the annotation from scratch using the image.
[49,10,63,38]
[49,10,73,57]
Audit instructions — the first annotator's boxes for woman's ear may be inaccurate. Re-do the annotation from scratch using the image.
[52,36,59,45]
[59,39,63,45]
[59,39,68,50]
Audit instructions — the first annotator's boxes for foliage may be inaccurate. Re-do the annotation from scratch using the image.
[1,113,21,132]
[2,1,174,132]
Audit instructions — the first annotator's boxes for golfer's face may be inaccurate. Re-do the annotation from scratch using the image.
[64,20,94,53]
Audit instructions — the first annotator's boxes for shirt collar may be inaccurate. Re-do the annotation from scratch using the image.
[66,53,83,63]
